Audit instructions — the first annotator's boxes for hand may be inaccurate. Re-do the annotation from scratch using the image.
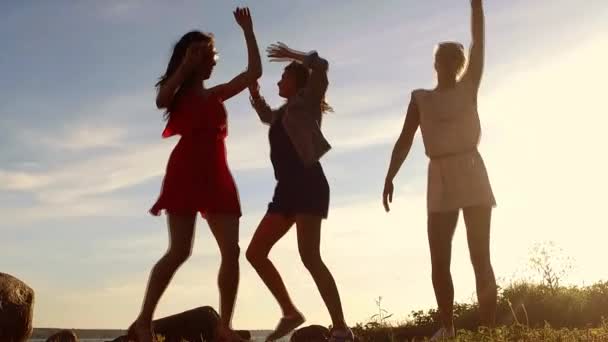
[181,42,207,72]
[382,179,394,212]
[234,7,253,32]
[266,42,296,62]
[248,81,261,98]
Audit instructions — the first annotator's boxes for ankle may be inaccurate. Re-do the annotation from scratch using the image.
[282,307,302,318]
[331,321,349,331]
[135,315,152,326]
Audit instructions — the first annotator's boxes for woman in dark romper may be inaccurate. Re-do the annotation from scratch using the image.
[246,43,353,342]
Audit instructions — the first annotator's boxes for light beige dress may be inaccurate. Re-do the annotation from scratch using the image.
[413,78,496,213]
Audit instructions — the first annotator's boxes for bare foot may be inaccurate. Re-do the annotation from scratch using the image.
[127,320,154,342]
[265,311,305,341]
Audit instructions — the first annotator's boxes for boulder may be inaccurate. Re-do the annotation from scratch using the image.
[45,329,78,342]
[0,272,35,342]
[290,325,329,342]
[110,306,250,341]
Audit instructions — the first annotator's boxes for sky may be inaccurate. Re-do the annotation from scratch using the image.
[1,0,607,331]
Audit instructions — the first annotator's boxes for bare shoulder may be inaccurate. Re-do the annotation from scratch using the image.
[205,84,225,98]
[411,88,430,103]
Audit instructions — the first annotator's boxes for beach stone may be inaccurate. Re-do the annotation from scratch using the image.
[45,329,78,342]
[110,306,250,341]
[290,325,329,342]
[0,272,35,342]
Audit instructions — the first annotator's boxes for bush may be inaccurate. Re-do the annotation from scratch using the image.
[352,281,608,341]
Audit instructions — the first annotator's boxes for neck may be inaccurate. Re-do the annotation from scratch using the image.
[436,73,457,90]
[183,78,205,93]
[191,72,207,88]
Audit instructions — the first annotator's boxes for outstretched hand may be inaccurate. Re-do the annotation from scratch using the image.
[266,42,297,62]
[233,7,253,32]
[382,180,394,212]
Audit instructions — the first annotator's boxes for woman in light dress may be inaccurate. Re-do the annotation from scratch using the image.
[383,0,497,339]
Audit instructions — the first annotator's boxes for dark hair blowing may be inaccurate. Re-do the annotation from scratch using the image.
[285,61,333,113]
[156,31,214,118]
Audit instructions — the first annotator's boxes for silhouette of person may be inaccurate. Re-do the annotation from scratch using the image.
[383,1,497,339]
[128,7,262,342]
[245,43,353,342]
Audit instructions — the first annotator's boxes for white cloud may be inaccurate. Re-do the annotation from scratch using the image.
[0,170,51,191]
[31,125,126,152]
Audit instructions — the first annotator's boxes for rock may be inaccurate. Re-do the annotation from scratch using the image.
[109,306,250,341]
[290,325,329,342]
[154,306,219,342]
[45,329,78,342]
[0,272,35,342]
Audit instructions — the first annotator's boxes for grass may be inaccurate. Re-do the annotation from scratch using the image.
[351,281,608,342]
[352,323,608,342]
[154,280,608,341]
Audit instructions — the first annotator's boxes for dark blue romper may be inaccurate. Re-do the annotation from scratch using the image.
[267,110,330,218]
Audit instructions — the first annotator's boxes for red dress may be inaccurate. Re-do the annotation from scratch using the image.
[150,90,241,218]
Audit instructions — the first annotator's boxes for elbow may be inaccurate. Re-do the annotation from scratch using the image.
[248,64,263,81]
[314,57,329,73]
[395,136,412,152]
[305,51,329,73]
[156,96,168,110]
[252,68,263,80]
[319,58,329,72]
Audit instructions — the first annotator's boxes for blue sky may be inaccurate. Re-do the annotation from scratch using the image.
[1,0,608,330]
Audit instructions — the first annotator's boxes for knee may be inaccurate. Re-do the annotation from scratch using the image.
[300,253,323,272]
[222,244,241,263]
[166,247,191,266]
[245,245,265,266]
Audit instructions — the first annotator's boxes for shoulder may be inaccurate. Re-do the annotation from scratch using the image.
[205,85,229,102]
[410,88,430,104]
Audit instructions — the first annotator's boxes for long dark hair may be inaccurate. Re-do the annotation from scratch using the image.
[156,31,214,118]
[285,62,333,113]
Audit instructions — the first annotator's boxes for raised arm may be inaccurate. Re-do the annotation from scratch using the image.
[155,44,202,109]
[267,43,329,102]
[209,7,262,101]
[383,94,420,212]
[462,0,485,90]
[248,81,274,124]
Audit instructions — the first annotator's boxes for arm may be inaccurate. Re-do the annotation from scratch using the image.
[209,7,262,101]
[248,81,274,124]
[383,95,420,212]
[156,52,196,109]
[267,43,329,102]
[462,0,485,90]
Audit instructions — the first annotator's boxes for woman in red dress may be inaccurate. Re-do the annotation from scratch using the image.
[128,7,261,342]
